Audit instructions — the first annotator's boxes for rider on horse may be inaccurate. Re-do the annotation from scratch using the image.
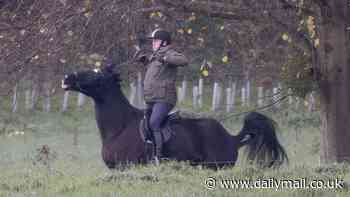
[135,29,188,163]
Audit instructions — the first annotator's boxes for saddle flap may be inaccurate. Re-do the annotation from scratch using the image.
[139,112,178,144]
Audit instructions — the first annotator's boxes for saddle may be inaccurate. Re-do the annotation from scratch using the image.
[138,110,180,144]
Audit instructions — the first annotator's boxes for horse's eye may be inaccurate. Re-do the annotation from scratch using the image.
[93,68,101,73]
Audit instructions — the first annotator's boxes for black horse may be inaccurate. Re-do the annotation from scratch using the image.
[62,64,288,169]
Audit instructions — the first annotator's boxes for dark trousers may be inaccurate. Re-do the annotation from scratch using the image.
[146,102,174,133]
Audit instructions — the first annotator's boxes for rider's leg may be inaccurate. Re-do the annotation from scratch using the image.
[145,102,154,139]
[149,102,174,159]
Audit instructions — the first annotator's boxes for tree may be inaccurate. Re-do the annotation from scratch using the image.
[317,1,350,163]
[156,0,350,163]
[1,0,348,164]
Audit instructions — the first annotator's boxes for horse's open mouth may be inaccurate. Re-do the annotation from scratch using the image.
[61,80,71,90]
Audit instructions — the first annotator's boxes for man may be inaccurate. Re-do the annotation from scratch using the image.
[135,29,188,163]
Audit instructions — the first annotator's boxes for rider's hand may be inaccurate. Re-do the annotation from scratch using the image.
[133,50,149,64]
[154,53,166,64]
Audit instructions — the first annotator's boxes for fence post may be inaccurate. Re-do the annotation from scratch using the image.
[25,88,31,111]
[295,96,300,110]
[178,87,183,103]
[198,77,203,108]
[216,84,222,111]
[77,93,86,110]
[241,87,246,107]
[11,84,18,113]
[226,87,232,112]
[30,84,38,111]
[129,81,137,106]
[246,79,251,106]
[180,78,187,102]
[273,86,279,108]
[136,72,145,108]
[193,85,199,109]
[257,86,264,107]
[43,82,51,112]
[62,91,70,112]
[231,81,236,112]
[288,88,293,105]
[308,91,316,112]
[212,82,218,111]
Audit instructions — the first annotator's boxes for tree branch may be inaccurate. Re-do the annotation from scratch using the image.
[143,0,259,21]
[277,0,315,15]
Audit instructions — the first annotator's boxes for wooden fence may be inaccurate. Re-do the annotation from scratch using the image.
[4,74,317,113]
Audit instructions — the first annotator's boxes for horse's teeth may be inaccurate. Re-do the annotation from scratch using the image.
[61,80,68,89]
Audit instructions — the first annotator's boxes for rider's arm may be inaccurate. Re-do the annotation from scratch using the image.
[163,50,188,67]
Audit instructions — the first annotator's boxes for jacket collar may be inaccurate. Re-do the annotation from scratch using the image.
[149,45,171,61]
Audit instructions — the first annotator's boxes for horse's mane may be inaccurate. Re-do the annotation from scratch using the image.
[108,70,142,113]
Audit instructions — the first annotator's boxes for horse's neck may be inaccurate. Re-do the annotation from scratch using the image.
[93,89,140,141]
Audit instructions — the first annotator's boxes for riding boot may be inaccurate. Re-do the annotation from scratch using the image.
[153,131,163,165]
[144,109,153,142]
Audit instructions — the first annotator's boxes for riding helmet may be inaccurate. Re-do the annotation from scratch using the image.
[148,29,171,45]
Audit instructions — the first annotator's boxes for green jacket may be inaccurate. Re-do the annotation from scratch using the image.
[143,45,188,105]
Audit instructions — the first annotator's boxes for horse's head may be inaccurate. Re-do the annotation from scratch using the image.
[61,62,120,98]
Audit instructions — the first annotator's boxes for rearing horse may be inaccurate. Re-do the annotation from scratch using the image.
[62,64,288,169]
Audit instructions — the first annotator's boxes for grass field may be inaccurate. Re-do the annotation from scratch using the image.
[0,101,349,197]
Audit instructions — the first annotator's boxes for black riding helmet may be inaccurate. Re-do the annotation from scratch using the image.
[148,29,171,46]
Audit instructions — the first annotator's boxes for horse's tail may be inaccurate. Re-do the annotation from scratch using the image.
[236,112,288,168]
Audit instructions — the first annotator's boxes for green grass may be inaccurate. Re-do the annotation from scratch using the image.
[0,96,349,196]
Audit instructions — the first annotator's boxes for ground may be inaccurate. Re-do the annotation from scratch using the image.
[0,105,349,197]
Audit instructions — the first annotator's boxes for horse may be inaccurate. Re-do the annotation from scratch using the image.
[61,64,288,169]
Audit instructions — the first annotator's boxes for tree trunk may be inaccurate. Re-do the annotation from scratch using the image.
[319,1,350,163]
